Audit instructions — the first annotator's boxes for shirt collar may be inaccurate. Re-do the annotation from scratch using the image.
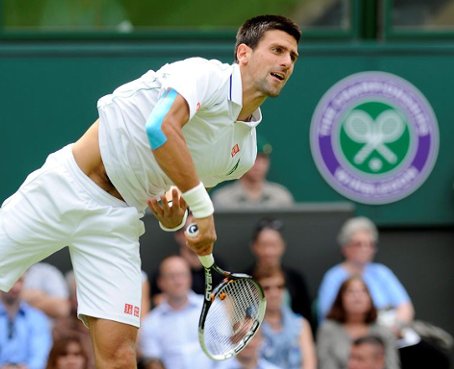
[229,63,262,128]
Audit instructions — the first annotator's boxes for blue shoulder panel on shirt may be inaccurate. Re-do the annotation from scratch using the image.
[145,88,178,149]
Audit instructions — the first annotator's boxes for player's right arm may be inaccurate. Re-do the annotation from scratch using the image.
[146,89,216,256]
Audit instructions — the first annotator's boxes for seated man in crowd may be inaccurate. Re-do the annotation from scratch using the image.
[0,275,52,369]
[348,336,386,369]
[212,134,294,208]
[22,262,70,319]
[138,255,213,369]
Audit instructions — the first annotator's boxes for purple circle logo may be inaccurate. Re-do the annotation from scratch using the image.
[310,72,439,205]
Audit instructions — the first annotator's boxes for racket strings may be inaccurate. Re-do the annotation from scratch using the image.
[203,279,263,358]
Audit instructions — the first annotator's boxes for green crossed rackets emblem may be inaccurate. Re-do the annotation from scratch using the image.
[339,102,410,175]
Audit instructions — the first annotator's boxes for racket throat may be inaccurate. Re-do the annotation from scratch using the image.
[204,267,214,301]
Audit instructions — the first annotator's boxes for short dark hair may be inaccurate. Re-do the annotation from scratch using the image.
[234,15,301,62]
[352,335,385,349]
[251,217,284,242]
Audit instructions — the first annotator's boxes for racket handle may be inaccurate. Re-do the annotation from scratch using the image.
[198,254,215,268]
[186,224,215,268]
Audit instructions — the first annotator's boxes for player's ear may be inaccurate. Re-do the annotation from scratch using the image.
[236,43,252,64]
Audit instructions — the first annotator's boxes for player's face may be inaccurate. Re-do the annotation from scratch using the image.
[245,30,299,97]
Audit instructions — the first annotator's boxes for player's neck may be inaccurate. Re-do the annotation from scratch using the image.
[238,75,267,120]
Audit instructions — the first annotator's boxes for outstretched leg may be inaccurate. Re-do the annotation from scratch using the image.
[87,316,139,369]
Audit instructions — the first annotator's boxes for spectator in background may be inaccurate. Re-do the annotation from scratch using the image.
[142,358,166,369]
[0,275,52,369]
[212,134,294,209]
[45,334,89,369]
[316,276,399,369]
[52,271,95,369]
[256,268,317,369]
[317,216,414,327]
[348,335,387,369]
[214,329,283,369]
[22,262,70,319]
[245,218,314,329]
[138,255,213,369]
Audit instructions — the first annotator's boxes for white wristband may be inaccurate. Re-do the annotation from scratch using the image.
[159,208,189,232]
[181,182,214,218]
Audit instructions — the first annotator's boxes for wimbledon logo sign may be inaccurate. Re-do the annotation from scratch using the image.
[310,72,439,205]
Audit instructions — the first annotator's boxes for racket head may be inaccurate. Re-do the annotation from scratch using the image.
[198,273,266,360]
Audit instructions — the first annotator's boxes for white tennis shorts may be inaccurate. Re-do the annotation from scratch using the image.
[0,145,145,328]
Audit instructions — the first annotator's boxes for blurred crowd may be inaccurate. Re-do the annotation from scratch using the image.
[1,137,451,369]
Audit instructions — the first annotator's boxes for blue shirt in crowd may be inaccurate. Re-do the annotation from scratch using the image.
[261,305,303,369]
[317,262,411,320]
[0,302,52,369]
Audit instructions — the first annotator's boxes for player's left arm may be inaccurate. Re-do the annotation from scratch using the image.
[146,89,215,255]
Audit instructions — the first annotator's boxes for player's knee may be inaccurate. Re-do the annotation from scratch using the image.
[97,340,137,369]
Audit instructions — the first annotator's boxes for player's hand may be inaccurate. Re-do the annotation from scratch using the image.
[147,187,188,229]
[184,216,216,256]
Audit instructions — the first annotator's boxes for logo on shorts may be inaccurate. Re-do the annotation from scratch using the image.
[124,303,140,318]
[310,72,439,204]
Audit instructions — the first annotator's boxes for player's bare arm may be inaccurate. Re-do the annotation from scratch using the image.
[147,91,216,256]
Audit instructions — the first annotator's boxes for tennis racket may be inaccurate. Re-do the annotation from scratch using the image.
[186,223,267,360]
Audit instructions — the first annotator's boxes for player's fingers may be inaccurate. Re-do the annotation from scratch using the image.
[159,193,172,214]
[147,198,164,217]
[171,187,180,204]
[178,195,188,210]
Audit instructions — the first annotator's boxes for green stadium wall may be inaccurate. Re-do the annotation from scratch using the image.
[1,41,454,226]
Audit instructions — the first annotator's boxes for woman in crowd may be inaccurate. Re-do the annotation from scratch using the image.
[46,334,89,369]
[317,275,400,369]
[256,268,317,369]
[247,218,314,329]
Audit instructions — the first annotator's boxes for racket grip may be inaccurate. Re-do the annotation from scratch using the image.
[198,254,215,268]
[185,224,215,268]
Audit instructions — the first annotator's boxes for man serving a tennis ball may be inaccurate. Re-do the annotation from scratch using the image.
[0,15,301,369]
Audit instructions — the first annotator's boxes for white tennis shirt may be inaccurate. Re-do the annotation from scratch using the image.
[97,57,261,213]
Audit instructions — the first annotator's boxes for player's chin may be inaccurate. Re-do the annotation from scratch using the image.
[266,85,285,97]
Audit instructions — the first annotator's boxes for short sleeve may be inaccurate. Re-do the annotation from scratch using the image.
[159,57,225,120]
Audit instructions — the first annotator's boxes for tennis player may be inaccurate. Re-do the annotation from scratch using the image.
[0,15,301,369]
